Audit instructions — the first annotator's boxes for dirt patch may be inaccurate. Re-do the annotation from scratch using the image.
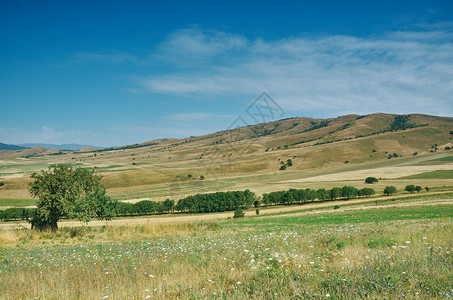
[282,164,453,183]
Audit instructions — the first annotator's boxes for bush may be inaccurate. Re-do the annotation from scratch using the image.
[233,208,245,218]
[365,177,378,184]
[334,205,340,210]
[279,164,287,170]
[0,182,4,187]
[425,186,430,192]
[415,186,422,193]
[256,209,260,215]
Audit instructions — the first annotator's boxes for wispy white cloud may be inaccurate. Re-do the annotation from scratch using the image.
[0,126,101,146]
[135,25,453,117]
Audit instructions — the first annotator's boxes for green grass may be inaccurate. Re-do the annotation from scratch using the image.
[401,170,453,179]
[0,199,36,207]
[428,155,453,162]
[231,204,453,229]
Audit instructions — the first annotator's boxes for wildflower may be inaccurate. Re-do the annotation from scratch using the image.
[145,296,151,299]
[309,262,314,265]
[326,293,330,297]
[236,281,241,285]
[149,274,155,278]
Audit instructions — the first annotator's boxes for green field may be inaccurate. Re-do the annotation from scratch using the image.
[233,204,453,228]
[402,170,453,179]
[0,199,36,207]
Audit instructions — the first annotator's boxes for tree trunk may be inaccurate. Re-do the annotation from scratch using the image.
[50,217,58,231]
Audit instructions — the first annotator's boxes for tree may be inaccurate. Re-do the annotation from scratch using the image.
[233,208,244,218]
[384,186,397,196]
[425,186,430,192]
[365,177,378,184]
[405,185,416,193]
[0,181,4,187]
[341,186,358,199]
[29,164,116,231]
[162,199,175,213]
[361,187,376,197]
[415,186,422,193]
[200,175,205,180]
[279,164,287,170]
[286,159,293,167]
[187,174,193,179]
[330,187,342,200]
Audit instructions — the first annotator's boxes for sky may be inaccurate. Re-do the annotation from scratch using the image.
[1,0,452,147]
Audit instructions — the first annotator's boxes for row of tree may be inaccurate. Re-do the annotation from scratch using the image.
[262,186,376,206]
[116,199,174,216]
[174,190,255,213]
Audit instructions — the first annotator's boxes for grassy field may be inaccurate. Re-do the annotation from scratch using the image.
[0,201,452,299]
[402,170,453,179]
[0,199,36,207]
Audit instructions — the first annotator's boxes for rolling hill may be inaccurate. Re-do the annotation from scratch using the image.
[0,113,452,201]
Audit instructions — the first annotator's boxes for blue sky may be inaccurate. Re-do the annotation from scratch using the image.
[1,0,452,147]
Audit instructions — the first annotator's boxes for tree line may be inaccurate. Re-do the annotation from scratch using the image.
[261,186,376,206]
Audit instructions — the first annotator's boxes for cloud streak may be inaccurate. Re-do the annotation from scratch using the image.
[135,25,453,117]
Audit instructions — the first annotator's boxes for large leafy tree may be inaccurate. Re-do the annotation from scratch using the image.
[29,164,116,230]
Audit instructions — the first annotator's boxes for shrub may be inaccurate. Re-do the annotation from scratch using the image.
[286,159,293,166]
[365,177,378,184]
[233,208,245,218]
[256,209,260,215]
[415,185,422,193]
[0,182,4,187]
[425,186,430,191]
[334,205,340,210]
[279,164,287,170]
[200,175,205,180]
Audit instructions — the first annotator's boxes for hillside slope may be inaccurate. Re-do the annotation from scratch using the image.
[0,113,452,201]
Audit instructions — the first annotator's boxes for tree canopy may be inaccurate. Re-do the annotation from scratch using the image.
[29,164,116,230]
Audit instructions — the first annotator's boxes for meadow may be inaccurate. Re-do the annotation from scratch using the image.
[0,201,452,299]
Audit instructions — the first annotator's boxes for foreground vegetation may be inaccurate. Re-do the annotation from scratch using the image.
[0,204,452,299]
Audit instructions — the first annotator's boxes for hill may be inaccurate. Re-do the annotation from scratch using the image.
[0,143,26,150]
[18,143,103,151]
[0,113,452,201]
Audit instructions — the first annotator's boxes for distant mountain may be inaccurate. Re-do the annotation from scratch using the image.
[0,142,26,150]
[18,143,104,151]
